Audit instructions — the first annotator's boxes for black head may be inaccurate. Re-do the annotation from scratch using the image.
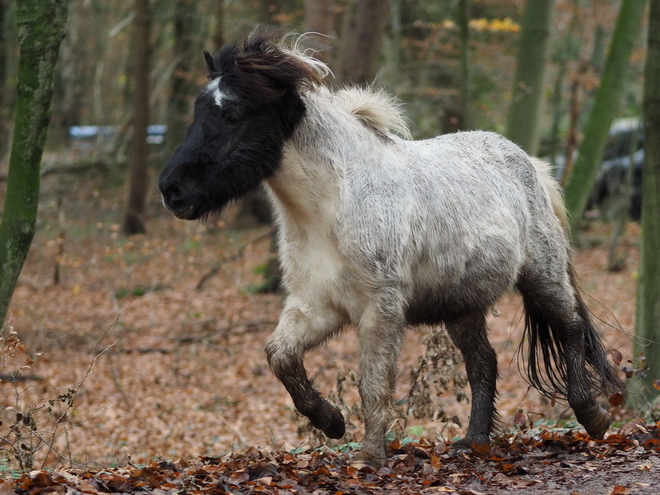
[158,31,324,220]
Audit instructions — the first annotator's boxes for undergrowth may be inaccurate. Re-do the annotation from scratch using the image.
[0,323,114,472]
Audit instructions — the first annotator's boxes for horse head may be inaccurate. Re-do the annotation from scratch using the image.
[158,31,326,220]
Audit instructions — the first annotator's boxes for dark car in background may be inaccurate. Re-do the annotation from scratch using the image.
[553,117,644,220]
[590,117,644,220]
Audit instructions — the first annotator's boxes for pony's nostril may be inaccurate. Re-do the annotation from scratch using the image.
[163,182,183,202]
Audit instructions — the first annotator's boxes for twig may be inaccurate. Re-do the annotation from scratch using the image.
[196,230,273,291]
[41,321,119,468]
[216,414,247,446]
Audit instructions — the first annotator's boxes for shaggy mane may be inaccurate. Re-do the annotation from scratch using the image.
[206,31,410,139]
[334,87,411,139]
[205,30,330,103]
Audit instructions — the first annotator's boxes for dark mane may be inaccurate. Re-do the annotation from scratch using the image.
[204,31,325,103]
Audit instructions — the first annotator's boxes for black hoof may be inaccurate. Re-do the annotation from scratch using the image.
[309,401,345,439]
[322,406,345,439]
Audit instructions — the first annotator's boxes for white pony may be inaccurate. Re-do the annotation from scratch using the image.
[158,31,624,469]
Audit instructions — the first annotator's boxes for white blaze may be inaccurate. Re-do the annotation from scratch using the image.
[206,78,229,108]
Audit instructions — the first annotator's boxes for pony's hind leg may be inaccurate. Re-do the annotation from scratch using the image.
[445,312,498,453]
[265,299,347,439]
[517,265,622,440]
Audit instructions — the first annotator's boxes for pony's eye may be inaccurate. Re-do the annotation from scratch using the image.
[226,115,240,125]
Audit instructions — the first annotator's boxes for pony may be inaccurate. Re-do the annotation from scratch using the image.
[158,31,625,469]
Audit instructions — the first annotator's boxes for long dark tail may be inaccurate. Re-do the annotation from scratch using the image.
[521,267,625,400]
[522,158,626,400]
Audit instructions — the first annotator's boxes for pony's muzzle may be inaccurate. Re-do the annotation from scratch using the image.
[159,180,197,220]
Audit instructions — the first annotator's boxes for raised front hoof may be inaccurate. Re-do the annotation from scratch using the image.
[350,450,386,471]
[448,436,490,457]
[322,407,346,439]
[580,406,611,440]
[309,402,345,439]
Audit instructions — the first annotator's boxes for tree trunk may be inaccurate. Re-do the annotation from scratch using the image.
[168,0,201,156]
[52,0,85,148]
[505,0,555,156]
[0,0,68,327]
[563,0,647,229]
[457,0,471,129]
[303,0,336,63]
[548,0,580,175]
[335,0,390,85]
[256,0,280,26]
[212,0,225,52]
[0,0,10,159]
[632,0,660,404]
[122,0,151,235]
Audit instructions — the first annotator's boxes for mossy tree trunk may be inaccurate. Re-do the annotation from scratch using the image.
[563,0,647,229]
[0,0,9,158]
[632,0,660,405]
[0,0,69,327]
[505,0,555,156]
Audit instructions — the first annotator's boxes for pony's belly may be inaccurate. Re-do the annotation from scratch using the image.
[405,285,506,325]
[404,273,512,325]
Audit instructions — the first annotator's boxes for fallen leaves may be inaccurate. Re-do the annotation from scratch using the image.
[2,423,659,494]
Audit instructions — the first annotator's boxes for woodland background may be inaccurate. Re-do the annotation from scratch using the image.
[0,1,658,492]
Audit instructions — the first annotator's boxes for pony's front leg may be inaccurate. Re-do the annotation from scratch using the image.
[352,300,405,469]
[265,299,347,439]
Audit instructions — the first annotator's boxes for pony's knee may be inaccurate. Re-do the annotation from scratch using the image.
[264,338,298,379]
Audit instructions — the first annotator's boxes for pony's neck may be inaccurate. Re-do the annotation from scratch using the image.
[265,91,350,229]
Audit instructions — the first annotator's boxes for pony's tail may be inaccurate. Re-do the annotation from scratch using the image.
[523,158,626,400]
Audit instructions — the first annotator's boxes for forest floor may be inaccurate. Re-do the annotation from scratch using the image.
[0,163,658,494]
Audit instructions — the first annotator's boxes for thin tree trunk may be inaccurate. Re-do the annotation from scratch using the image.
[632,0,660,405]
[548,0,580,175]
[563,0,647,229]
[0,0,68,327]
[168,0,201,155]
[212,0,225,52]
[335,0,390,85]
[303,0,335,63]
[122,0,151,235]
[458,0,471,129]
[505,0,555,156]
[52,0,85,148]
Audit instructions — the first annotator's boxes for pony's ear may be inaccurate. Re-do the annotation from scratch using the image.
[203,50,216,74]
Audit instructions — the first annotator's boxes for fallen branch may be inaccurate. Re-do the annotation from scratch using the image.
[0,374,43,382]
[174,318,278,344]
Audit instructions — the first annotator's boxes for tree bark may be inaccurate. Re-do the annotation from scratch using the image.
[122,0,151,235]
[303,0,336,63]
[52,0,85,148]
[212,0,225,52]
[632,0,660,404]
[0,0,10,159]
[335,0,390,85]
[505,0,555,156]
[168,0,201,156]
[0,0,68,327]
[563,0,647,229]
[457,0,471,129]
